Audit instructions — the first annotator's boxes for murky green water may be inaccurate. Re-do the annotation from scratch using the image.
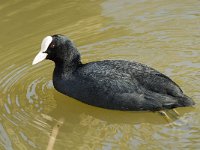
[0,0,200,149]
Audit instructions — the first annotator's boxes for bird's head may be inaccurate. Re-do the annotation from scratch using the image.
[32,35,80,65]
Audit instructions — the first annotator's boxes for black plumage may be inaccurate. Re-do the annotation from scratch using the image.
[34,34,195,111]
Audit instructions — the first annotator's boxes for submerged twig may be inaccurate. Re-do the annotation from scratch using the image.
[46,117,64,150]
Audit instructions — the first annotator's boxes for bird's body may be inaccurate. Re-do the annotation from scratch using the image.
[32,35,195,111]
[53,59,193,111]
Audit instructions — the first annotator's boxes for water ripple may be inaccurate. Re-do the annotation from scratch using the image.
[0,0,199,149]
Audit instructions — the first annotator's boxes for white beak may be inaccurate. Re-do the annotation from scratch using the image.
[32,36,53,65]
[32,52,48,65]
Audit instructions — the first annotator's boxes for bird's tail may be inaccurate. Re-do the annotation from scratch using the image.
[177,94,195,107]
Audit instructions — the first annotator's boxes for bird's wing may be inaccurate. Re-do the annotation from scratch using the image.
[80,60,184,97]
[75,60,192,110]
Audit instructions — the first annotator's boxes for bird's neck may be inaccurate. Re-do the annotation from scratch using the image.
[54,54,82,78]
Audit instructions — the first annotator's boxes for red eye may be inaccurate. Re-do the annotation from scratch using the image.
[50,43,55,48]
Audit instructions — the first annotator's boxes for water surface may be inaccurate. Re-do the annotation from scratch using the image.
[0,0,200,149]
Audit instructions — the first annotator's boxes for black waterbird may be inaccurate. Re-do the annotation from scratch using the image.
[32,35,195,111]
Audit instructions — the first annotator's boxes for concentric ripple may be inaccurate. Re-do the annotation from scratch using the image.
[0,59,58,150]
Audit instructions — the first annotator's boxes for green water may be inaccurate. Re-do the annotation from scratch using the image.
[0,0,199,149]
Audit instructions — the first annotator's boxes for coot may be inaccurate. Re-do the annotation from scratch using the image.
[32,35,195,111]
